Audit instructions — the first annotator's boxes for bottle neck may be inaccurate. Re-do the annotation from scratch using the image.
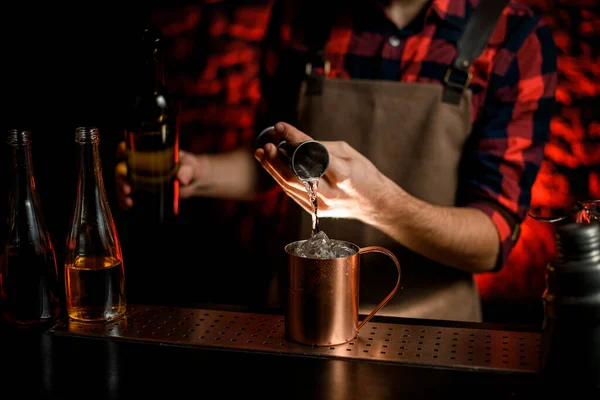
[75,136,108,208]
[142,52,165,93]
[5,131,51,250]
[7,134,38,211]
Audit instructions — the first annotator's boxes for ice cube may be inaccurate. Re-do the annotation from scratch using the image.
[293,231,357,259]
[295,231,336,259]
[330,241,356,258]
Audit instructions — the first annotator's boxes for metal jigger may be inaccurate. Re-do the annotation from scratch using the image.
[255,126,330,181]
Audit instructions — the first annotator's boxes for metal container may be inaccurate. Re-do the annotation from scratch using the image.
[284,241,401,346]
[255,126,330,181]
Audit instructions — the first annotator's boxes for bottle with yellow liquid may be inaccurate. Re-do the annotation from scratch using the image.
[125,26,179,227]
[65,127,126,322]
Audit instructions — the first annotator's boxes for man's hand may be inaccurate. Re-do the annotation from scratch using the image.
[253,122,500,273]
[176,150,214,199]
[253,122,389,223]
[114,143,208,211]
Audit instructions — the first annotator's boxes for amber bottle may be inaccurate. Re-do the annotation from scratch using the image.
[65,127,126,322]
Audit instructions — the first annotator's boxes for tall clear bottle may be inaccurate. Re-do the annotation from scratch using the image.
[65,127,126,322]
[0,129,61,327]
[125,26,180,227]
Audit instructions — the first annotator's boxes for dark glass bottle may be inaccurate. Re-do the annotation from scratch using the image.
[125,26,179,227]
[0,129,61,327]
[541,222,600,389]
[65,127,126,322]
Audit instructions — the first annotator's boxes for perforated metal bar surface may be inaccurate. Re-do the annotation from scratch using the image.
[49,305,541,373]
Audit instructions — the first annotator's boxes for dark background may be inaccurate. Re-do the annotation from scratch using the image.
[1,4,152,270]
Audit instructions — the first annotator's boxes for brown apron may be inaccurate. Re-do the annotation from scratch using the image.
[268,1,511,322]
[295,78,479,322]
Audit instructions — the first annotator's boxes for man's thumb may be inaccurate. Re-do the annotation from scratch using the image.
[177,164,194,185]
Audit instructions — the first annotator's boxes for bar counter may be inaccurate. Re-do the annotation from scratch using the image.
[0,304,588,399]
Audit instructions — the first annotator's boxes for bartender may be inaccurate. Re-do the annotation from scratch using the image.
[117,0,557,321]
[252,0,557,322]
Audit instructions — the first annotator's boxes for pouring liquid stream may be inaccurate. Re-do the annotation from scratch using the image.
[295,177,356,259]
[303,178,320,237]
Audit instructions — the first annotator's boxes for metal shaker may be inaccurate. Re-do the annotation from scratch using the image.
[255,126,330,181]
[541,222,600,390]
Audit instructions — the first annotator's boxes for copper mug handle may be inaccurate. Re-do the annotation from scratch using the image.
[357,246,402,330]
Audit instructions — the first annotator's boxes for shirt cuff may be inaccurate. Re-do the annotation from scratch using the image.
[466,201,521,272]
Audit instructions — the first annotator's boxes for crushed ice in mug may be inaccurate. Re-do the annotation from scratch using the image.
[293,231,356,259]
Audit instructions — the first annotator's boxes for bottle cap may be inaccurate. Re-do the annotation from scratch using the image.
[7,129,31,145]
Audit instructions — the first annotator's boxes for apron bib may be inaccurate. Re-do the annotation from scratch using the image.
[295,78,481,322]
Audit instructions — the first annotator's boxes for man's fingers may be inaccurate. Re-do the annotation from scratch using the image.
[115,161,127,178]
[118,196,133,210]
[114,160,132,210]
[118,182,131,196]
[179,149,194,163]
[255,144,299,188]
[274,122,313,143]
[116,141,127,160]
[177,164,195,185]
[115,175,133,210]
[114,162,131,194]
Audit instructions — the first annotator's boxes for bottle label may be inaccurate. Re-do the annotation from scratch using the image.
[127,130,177,193]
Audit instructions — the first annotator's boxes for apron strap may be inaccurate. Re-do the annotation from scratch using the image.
[302,1,510,102]
[442,0,510,105]
[302,2,337,95]
[303,3,335,73]
[302,0,344,95]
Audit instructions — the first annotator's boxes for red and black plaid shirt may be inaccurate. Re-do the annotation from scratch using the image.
[259,0,558,269]
[148,1,278,252]
[149,1,274,153]
[522,0,600,213]
[476,0,600,302]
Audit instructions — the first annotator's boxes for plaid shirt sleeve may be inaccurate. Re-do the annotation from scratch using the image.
[458,15,558,271]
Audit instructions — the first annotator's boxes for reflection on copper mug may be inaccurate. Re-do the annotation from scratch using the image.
[284,241,401,346]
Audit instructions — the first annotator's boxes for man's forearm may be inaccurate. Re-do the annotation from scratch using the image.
[202,148,261,200]
[365,176,500,273]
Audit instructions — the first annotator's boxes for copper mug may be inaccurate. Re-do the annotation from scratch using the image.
[284,240,401,346]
